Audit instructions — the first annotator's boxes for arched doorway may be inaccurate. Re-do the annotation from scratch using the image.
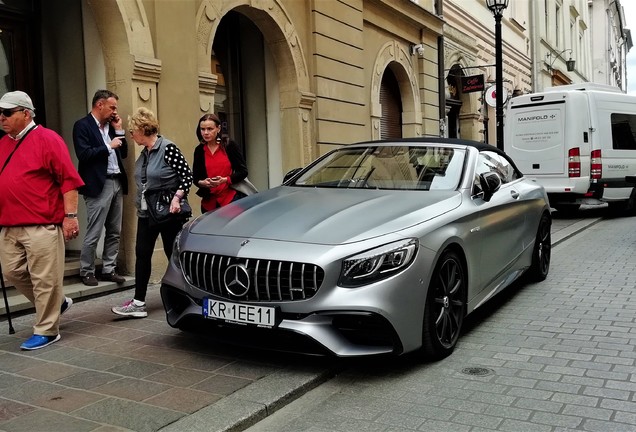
[446,64,464,139]
[380,68,402,139]
[370,43,422,140]
[197,1,315,187]
[212,11,272,189]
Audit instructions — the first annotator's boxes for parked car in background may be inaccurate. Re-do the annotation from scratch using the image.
[161,138,552,359]
[505,83,636,214]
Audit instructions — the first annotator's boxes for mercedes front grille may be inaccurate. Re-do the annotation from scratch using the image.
[180,251,325,301]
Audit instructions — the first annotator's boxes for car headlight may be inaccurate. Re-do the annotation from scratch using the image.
[339,239,418,287]
[171,217,196,269]
[171,228,183,269]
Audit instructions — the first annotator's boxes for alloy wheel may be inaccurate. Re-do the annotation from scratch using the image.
[431,254,465,349]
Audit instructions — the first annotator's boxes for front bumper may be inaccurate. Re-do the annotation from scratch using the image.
[161,230,438,357]
[160,283,403,357]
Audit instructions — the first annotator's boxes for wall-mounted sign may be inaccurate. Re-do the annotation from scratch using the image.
[461,74,485,93]
[484,85,509,107]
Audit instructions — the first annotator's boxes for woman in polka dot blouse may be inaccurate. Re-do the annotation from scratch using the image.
[111,107,193,318]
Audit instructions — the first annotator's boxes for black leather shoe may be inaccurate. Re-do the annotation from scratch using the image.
[81,273,98,286]
[101,271,125,284]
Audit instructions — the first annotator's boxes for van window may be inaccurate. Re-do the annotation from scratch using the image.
[610,114,636,150]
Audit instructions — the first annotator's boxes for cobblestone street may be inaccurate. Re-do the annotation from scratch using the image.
[247,213,636,432]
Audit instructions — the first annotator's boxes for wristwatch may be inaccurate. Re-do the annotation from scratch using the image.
[64,213,78,218]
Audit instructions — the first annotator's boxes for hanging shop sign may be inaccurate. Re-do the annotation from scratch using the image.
[461,74,485,93]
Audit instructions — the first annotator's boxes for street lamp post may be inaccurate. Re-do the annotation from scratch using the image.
[486,0,509,151]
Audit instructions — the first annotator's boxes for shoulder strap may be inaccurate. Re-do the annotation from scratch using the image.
[0,126,36,176]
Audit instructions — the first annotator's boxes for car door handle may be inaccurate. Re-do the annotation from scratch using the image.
[510,190,519,199]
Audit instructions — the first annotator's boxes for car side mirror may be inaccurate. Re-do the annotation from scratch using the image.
[283,167,303,184]
[479,172,502,202]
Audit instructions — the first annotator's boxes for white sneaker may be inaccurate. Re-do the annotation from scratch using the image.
[111,299,147,318]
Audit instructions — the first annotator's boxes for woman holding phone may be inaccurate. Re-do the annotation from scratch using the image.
[192,113,248,213]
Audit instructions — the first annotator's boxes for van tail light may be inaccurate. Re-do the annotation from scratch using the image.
[568,148,580,177]
[590,149,602,179]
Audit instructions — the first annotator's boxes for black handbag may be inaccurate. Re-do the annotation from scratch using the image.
[145,189,192,226]
[140,147,192,227]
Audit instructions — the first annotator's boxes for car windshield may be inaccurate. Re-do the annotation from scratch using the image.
[292,145,466,191]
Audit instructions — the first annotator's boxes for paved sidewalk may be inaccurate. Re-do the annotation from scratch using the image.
[246,214,636,431]
[0,213,605,432]
[0,289,334,432]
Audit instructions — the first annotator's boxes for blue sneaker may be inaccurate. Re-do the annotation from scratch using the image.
[20,334,61,351]
[61,297,73,315]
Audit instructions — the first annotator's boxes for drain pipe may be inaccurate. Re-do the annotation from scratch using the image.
[530,0,539,90]
[436,0,446,137]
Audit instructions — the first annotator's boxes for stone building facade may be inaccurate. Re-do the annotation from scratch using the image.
[0,0,630,278]
[442,0,532,144]
[442,0,631,142]
[0,0,443,276]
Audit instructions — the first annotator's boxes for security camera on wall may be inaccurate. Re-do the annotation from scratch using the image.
[410,43,425,57]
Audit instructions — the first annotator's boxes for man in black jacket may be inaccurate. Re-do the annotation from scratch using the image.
[73,90,128,286]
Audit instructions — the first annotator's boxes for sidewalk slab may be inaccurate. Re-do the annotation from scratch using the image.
[0,287,334,432]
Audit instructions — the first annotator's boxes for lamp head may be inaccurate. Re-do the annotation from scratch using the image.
[546,49,575,72]
[486,0,509,16]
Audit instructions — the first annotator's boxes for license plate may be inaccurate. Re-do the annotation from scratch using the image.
[203,298,277,328]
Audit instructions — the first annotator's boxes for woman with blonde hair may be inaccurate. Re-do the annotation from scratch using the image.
[112,107,192,318]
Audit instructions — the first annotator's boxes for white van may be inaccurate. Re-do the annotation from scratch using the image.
[505,83,636,213]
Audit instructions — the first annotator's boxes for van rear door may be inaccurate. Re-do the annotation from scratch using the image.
[506,96,567,175]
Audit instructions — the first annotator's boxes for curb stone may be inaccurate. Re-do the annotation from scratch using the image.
[551,217,602,246]
[159,368,336,432]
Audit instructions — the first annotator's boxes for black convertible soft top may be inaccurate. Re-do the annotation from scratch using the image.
[358,137,506,156]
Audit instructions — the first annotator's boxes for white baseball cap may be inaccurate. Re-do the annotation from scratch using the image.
[0,91,35,110]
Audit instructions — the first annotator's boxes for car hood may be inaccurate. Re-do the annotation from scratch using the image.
[189,187,462,245]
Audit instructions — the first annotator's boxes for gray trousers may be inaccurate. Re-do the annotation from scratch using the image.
[80,178,123,276]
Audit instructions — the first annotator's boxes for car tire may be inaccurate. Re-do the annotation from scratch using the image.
[420,250,466,360]
[526,212,551,282]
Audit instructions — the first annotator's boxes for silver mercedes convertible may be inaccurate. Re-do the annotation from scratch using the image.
[161,138,551,359]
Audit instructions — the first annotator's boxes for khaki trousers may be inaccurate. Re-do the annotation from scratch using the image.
[0,225,64,336]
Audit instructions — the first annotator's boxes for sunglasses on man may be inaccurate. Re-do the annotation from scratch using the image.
[0,108,25,117]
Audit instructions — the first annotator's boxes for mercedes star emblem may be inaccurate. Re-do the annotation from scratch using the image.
[223,264,251,297]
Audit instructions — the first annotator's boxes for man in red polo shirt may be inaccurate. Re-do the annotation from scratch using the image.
[0,90,84,350]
